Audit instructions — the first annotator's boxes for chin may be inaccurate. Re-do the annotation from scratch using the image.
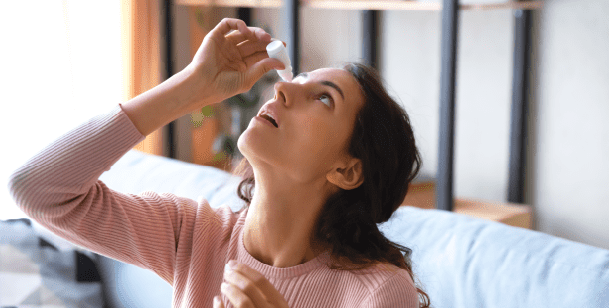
[237,129,269,165]
[238,129,289,173]
[236,133,250,159]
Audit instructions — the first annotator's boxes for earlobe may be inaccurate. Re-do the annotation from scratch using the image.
[327,159,364,191]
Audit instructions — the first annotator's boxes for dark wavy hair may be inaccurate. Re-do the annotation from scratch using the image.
[231,62,430,307]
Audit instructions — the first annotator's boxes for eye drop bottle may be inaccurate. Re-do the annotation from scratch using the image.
[266,40,293,82]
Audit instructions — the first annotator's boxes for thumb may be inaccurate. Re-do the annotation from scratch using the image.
[246,58,286,86]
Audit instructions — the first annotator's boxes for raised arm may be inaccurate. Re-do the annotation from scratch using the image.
[8,18,284,284]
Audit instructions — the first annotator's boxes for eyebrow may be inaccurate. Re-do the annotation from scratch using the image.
[295,72,345,101]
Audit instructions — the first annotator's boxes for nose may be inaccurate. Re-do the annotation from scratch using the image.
[273,81,296,107]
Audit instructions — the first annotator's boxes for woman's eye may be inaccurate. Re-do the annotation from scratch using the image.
[318,94,333,107]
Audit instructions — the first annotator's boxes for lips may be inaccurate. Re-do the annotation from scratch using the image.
[257,104,280,128]
[259,114,278,127]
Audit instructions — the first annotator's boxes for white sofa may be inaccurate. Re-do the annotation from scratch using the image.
[88,149,609,308]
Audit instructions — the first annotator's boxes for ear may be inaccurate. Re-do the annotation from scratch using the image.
[326,158,364,191]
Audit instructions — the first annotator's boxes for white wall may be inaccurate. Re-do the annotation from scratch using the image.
[252,0,609,250]
[254,7,364,69]
[531,0,609,249]
[382,9,514,204]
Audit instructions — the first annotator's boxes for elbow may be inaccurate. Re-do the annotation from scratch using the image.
[7,165,59,216]
[8,166,31,208]
[8,163,92,221]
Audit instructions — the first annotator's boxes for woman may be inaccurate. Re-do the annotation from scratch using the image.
[9,18,429,308]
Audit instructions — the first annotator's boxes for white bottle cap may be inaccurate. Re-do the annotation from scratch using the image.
[266,40,293,82]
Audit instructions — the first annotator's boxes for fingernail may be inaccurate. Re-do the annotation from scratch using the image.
[214,296,220,306]
[224,263,231,273]
[228,260,237,268]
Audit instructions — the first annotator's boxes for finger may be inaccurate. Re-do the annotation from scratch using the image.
[226,27,272,45]
[213,18,252,38]
[245,57,285,88]
[209,19,252,64]
[243,51,272,68]
[244,49,283,71]
[221,282,257,308]
[251,27,272,42]
[208,35,242,66]
[213,295,224,308]
[224,268,269,307]
[226,31,249,46]
[231,263,288,308]
[237,40,273,58]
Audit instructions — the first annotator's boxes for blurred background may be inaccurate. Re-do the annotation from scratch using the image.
[1,0,608,305]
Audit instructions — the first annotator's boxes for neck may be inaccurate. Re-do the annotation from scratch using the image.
[242,168,335,268]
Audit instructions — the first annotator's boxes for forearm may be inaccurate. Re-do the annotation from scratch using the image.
[121,65,208,136]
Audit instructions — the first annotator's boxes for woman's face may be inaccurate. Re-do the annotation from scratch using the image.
[238,67,365,184]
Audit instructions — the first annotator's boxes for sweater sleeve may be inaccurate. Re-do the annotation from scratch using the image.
[360,271,420,308]
[7,104,192,285]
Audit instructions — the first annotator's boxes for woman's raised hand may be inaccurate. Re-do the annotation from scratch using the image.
[121,18,285,136]
[188,18,285,110]
[213,260,290,308]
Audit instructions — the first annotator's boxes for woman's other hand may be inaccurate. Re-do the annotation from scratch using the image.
[188,18,285,111]
[213,260,289,308]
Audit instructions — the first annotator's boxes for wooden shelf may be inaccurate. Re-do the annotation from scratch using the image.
[403,181,533,229]
[460,1,543,10]
[177,0,282,8]
[306,0,543,11]
[304,0,440,10]
[176,0,543,11]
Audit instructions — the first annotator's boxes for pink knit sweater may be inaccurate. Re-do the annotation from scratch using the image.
[8,104,418,308]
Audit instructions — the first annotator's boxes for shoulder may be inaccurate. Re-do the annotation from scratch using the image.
[192,197,244,230]
[342,262,411,290]
[151,194,242,239]
[352,264,419,308]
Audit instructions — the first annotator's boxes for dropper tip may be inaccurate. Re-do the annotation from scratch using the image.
[279,70,293,82]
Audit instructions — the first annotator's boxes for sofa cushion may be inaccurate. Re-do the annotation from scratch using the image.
[380,206,609,308]
[101,149,246,212]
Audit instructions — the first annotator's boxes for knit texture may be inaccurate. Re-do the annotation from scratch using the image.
[8,104,419,308]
